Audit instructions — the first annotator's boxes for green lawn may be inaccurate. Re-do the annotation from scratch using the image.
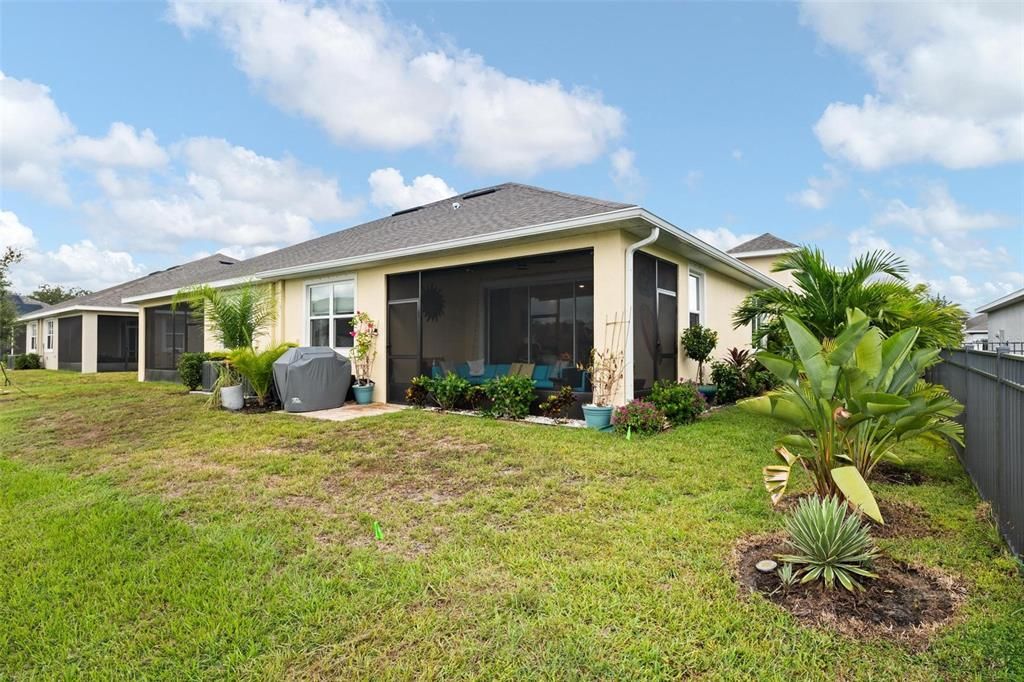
[1,371,1021,679]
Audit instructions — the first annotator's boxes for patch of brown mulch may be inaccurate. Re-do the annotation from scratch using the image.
[873,461,928,486]
[773,495,938,539]
[733,534,964,647]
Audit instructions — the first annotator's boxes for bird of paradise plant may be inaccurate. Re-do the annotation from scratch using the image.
[740,309,963,523]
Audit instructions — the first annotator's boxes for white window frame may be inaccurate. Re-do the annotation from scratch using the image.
[304,275,357,354]
[687,268,706,327]
[45,319,55,351]
[28,322,37,351]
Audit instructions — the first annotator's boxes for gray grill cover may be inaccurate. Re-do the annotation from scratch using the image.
[273,347,351,413]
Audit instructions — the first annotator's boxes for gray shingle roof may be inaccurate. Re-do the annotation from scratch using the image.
[21,253,239,319]
[965,313,988,332]
[227,183,633,277]
[727,233,799,254]
[8,294,44,316]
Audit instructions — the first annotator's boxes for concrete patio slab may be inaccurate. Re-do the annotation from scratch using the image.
[281,402,406,422]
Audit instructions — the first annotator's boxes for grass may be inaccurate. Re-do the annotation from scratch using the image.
[1,371,1021,679]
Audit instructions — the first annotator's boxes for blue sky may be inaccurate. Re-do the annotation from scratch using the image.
[2,1,1021,311]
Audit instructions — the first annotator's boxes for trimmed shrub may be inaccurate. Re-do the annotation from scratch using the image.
[482,374,535,419]
[431,372,470,411]
[14,353,42,370]
[611,399,665,435]
[539,385,576,422]
[746,363,780,394]
[648,379,706,426]
[778,495,879,591]
[406,375,432,408]
[710,360,747,404]
[464,385,489,411]
[177,352,209,390]
[680,324,718,384]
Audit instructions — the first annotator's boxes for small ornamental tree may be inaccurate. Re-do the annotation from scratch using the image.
[348,311,379,386]
[680,324,718,384]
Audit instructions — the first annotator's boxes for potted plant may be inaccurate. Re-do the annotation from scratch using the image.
[680,324,718,401]
[213,363,244,411]
[349,311,379,405]
[579,315,627,430]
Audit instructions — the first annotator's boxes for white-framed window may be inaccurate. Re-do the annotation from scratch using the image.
[28,322,37,351]
[307,279,356,351]
[45,319,55,351]
[687,269,705,327]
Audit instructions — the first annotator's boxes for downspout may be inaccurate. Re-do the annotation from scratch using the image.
[623,226,661,403]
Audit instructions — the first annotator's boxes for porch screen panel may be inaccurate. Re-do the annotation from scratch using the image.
[386,272,421,403]
[529,283,574,367]
[145,304,201,371]
[489,287,529,364]
[632,253,657,391]
[97,315,139,371]
[58,316,83,370]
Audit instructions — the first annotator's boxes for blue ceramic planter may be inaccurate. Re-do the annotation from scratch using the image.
[353,383,375,405]
[582,404,613,430]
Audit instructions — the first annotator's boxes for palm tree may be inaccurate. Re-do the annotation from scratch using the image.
[173,282,277,350]
[733,247,965,350]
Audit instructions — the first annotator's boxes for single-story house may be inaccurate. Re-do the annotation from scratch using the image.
[4,293,44,357]
[727,233,799,288]
[124,183,789,405]
[963,313,988,349]
[18,254,238,373]
[977,288,1024,351]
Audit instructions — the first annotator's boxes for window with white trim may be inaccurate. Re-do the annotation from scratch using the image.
[688,271,704,327]
[308,279,355,350]
[45,319,54,351]
[28,322,37,351]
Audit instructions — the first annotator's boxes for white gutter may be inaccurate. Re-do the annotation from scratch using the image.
[623,226,661,402]
[18,304,137,323]
[120,275,257,304]
[249,206,781,291]
[977,287,1024,314]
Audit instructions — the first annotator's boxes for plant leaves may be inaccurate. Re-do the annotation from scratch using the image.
[831,466,883,524]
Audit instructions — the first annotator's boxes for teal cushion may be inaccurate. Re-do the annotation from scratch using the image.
[533,365,551,381]
[492,364,511,377]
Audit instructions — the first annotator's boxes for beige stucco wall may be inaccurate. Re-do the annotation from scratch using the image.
[81,312,98,373]
[735,254,795,289]
[41,317,58,369]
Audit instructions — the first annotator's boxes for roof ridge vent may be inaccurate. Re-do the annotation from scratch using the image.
[461,188,499,200]
[392,206,423,217]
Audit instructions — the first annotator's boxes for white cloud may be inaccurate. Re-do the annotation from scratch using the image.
[802,2,1024,169]
[3,211,146,293]
[692,227,758,252]
[789,164,845,209]
[0,72,75,203]
[609,147,643,201]
[89,138,360,253]
[68,122,169,168]
[928,237,1012,273]
[368,168,456,212]
[873,184,1012,235]
[847,227,924,269]
[731,149,743,161]
[0,210,38,251]
[913,271,1024,311]
[168,0,624,175]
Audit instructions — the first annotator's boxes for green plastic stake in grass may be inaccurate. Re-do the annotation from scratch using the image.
[626,425,632,441]
[373,520,384,540]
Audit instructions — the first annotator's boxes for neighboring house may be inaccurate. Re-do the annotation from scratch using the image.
[727,233,799,288]
[125,183,781,405]
[977,288,1024,351]
[963,313,988,349]
[4,294,44,356]
[18,254,238,373]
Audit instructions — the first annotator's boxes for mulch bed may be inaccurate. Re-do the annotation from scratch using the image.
[774,495,937,539]
[733,534,964,646]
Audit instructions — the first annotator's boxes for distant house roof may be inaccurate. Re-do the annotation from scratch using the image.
[727,233,799,256]
[7,293,44,317]
[965,313,988,332]
[977,287,1024,314]
[18,253,239,322]
[230,182,633,279]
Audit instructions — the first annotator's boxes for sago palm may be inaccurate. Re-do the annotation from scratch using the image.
[733,247,964,350]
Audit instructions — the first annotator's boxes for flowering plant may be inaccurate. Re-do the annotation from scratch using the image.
[349,311,379,385]
[611,399,666,435]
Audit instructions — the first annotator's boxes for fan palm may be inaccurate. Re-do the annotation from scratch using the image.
[733,247,964,351]
[173,282,278,351]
